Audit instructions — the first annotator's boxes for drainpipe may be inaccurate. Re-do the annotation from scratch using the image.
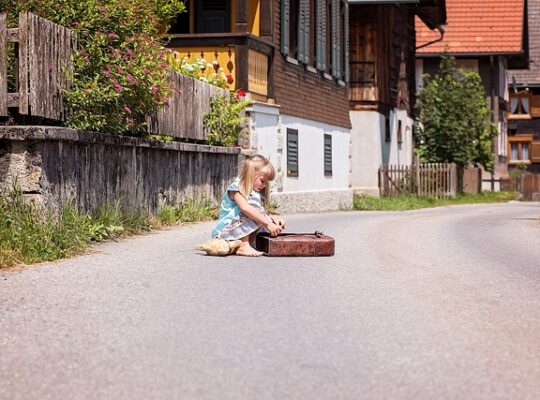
[415,25,445,50]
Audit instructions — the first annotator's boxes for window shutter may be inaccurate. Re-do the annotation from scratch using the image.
[287,129,299,177]
[281,0,290,56]
[302,0,310,64]
[297,0,306,62]
[531,142,540,163]
[332,0,341,78]
[316,0,326,71]
[324,134,332,176]
[343,1,349,82]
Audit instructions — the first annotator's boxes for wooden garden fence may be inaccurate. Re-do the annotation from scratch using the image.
[0,12,76,120]
[379,163,458,198]
[0,13,228,140]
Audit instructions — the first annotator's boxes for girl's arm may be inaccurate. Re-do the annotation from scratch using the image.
[231,192,282,236]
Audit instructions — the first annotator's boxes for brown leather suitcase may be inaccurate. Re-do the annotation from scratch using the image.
[255,231,335,257]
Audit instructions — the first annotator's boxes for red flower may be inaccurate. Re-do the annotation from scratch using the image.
[235,89,246,100]
[226,74,234,84]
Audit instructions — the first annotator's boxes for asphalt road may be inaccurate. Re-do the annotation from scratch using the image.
[1,202,540,400]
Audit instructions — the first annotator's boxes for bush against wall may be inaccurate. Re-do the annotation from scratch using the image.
[415,54,498,170]
[203,93,250,146]
[0,0,185,135]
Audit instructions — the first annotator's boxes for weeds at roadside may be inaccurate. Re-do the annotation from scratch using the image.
[0,186,217,269]
[353,191,518,211]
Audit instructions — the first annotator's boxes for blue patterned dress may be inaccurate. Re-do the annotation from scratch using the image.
[212,177,270,240]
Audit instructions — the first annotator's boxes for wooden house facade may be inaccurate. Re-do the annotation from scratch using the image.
[348,0,446,195]
[416,0,528,188]
[167,0,447,203]
[507,0,540,173]
[168,0,353,212]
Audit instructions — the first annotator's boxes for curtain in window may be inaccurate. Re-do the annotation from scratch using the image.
[511,143,518,160]
[522,143,529,160]
[521,97,530,114]
[510,98,518,114]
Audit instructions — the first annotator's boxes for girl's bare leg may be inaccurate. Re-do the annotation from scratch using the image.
[236,235,263,257]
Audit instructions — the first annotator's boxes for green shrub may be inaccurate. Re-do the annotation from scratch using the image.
[203,94,250,146]
[0,0,185,135]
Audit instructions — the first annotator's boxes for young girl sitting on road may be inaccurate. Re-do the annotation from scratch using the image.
[212,154,285,257]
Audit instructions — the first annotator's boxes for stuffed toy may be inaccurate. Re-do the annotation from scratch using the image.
[196,238,242,256]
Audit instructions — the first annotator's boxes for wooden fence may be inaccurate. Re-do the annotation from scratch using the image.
[502,174,540,200]
[379,163,458,197]
[0,13,229,141]
[148,71,228,140]
[0,12,76,120]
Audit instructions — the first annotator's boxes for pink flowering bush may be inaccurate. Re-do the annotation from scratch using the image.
[0,0,185,135]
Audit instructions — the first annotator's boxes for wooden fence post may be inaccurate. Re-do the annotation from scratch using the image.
[0,13,7,116]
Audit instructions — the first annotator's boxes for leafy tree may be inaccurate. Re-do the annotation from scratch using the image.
[415,54,498,170]
[0,0,185,135]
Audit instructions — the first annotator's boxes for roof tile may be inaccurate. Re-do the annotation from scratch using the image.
[416,0,525,54]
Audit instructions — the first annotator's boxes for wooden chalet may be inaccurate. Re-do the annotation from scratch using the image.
[347,0,446,196]
[167,0,351,129]
[507,0,540,173]
[416,0,528,184]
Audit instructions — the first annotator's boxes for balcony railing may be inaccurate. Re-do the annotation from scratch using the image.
[168,33,273,101]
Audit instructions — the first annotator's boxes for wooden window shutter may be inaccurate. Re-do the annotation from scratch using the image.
[281,0,290,56]
[297,0,306,62]
[287,129,299,177]
[331,0,341,78]
[316,0,326,71]
[531,95,540,118]
[302,0,310,64]
[343,1,349,82]
[324,134,333,176]
[531,141,540,163]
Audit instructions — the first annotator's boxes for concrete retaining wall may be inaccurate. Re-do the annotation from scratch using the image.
[0,126,240,213]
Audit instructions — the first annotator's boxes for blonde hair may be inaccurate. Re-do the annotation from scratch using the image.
[238,154,275,206]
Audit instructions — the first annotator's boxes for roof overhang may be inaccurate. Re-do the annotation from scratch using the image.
[348,0,419,4]
[415,0,447,29]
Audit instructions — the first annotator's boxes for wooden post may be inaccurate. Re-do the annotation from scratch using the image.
[236,0,248,32]
[0,13,7,116]
[18,12,28,115]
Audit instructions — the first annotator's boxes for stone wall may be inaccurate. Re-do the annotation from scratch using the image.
[0,126,240,213]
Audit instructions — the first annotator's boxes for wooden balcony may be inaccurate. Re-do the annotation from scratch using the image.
[168,33,273,101]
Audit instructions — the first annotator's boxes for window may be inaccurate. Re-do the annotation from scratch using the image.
[349,6,377,101]
[385,116,391,142]
[509,92,531,119]
[281,0,348,78]
[169,0,231,34]
[508,135,533,163]
[397,120,403,144]
[287,129,299,176]
[324,134,332,176]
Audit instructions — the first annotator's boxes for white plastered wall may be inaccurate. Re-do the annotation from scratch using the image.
[349,109,414,196]
[246,103,353,212]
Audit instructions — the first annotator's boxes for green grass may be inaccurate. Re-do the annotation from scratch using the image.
[353,191,518,211]
[0,186,217,269]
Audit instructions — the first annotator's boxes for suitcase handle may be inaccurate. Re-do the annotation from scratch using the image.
[258,230,324,238]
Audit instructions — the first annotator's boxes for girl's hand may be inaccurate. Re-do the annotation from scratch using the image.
[271,216,286,229]
[265,221,282,237]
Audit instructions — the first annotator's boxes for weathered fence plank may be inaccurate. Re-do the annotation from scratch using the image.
[18,12,29,114]
[379,162,458,198]
[149,71,228,140]
[0,14,7,116]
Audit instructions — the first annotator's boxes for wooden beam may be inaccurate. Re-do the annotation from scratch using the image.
[236,0,248,32]
[259,0,273,38]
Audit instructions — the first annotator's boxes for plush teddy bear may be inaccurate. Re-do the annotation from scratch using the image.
[196,238,242,256]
